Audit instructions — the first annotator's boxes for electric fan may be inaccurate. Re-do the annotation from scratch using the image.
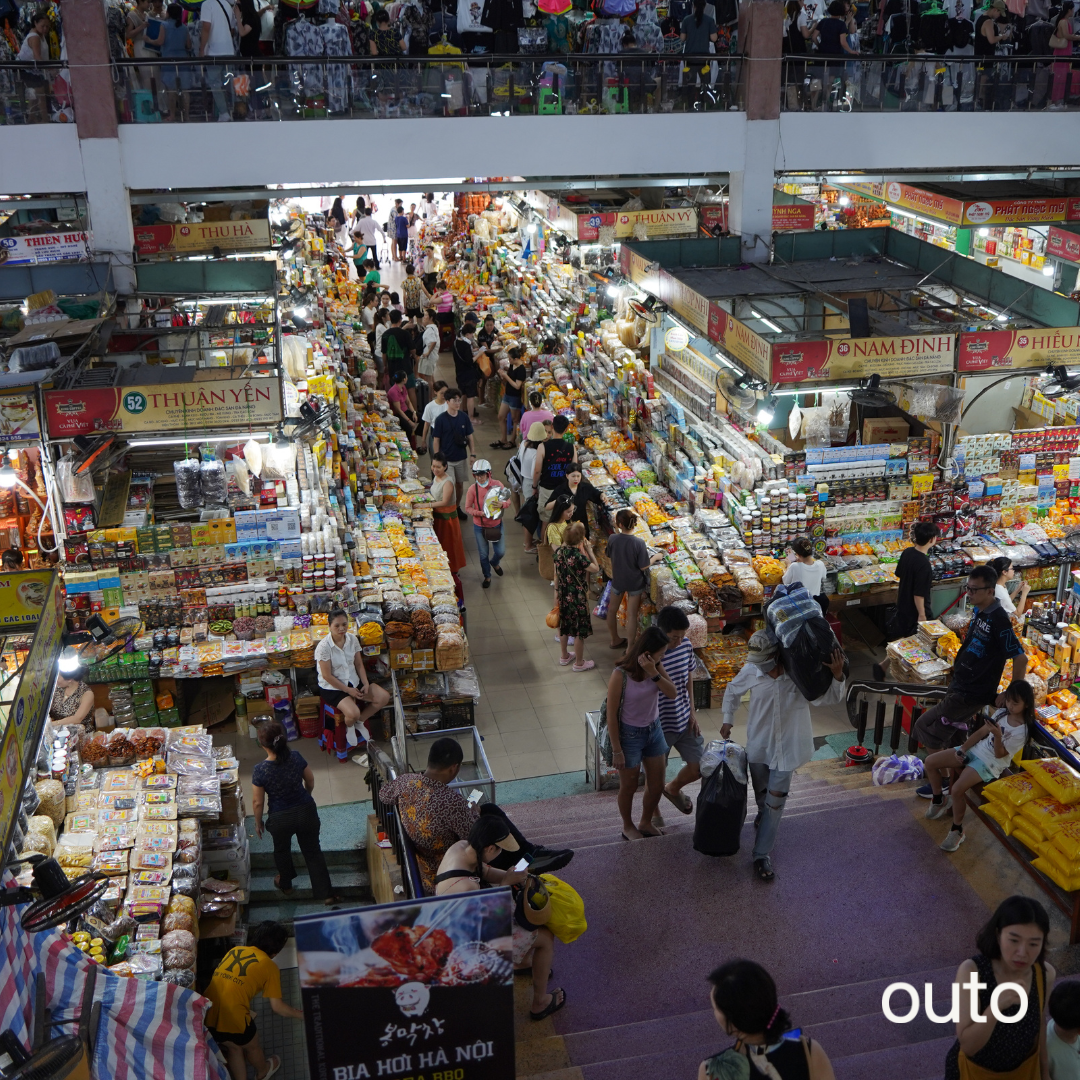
[1037,364,1080,400]
[67,613,143,666]
[716,372,761,413]
[848,374,897,409]
[627,296,661,323]
[0,853,108,932]
[71,433,118,476]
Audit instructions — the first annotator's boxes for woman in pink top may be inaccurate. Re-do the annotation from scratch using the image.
[463,459,511,589]
[605,626,677,841]
[519,391,555,439]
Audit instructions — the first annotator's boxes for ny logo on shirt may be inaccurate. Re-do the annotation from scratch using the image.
[223,949,261,977]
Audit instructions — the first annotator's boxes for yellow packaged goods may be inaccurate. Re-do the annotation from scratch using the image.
[982,772,1040,808]
[1038,841,1076,881]
[1021,756,1080,804]
[23,815,57,857]
[981,801,1016,835]
[1055,820,1080,862]
[1011,823,1045,852]
[1018,795,1080,836]
[1032,856,1080,893]
[34,779,67,827]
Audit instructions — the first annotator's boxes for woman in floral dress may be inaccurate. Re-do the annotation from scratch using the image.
[554,522,599,672]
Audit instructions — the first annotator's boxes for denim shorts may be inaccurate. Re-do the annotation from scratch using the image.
[964,751,998,784]
[618,718,668,768]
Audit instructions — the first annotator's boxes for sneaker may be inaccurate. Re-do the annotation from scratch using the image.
[916,782,948,799]
[492,564,503,577]
[940,828,966,853]
[924,797,952,820]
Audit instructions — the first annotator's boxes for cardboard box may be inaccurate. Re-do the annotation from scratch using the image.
[389,647,413,669]
[862,418,910,444]
[411,648,434,671]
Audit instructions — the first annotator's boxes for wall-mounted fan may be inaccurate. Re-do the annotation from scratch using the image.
[717,372,760,412]
[67,614,143,666]
[849,374,897,409]
[1038,364,1080,400]
[0,853,108,932]
[71,433,118,476]
[627,296,661,323]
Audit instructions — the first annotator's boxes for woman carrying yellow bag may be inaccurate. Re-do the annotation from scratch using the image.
[945,895,1054,1080]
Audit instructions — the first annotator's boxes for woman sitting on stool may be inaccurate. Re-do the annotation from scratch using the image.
[314,607,390,764]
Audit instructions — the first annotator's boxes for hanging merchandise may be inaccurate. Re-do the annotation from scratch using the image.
[173,458,202,509]
[57,455,95,504]
[200,454,228,507]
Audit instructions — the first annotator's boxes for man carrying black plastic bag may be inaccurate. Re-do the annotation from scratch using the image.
[693,740,748,858]
[720,629,847,883]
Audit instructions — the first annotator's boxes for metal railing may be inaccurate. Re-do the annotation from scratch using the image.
[0,62,72,125]
[367,743,426,901]
[781,53,1080,111]
[111,53,742,122]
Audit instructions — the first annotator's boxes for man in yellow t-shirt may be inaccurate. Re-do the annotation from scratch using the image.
[204,921,303,1080]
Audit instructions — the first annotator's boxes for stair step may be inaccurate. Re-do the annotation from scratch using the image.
[245,896,373,926]
[786,965,959,1027]
[249,868,371,902]
[831,1035,955,1080]
[250,846,364,870]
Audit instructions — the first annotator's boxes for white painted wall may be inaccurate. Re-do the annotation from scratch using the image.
[0,124,85,193]
[958,371,1027,436]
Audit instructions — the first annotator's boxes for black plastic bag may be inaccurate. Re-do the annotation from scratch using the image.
[780,614,848,701]
[515,494,540,534]
[693,761,747,857]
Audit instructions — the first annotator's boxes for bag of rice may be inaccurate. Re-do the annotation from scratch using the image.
[981,801,1016,836]
[982,773,1040,808]
[1038,841,1076,881]
[1018,795,1080,837]
[1032,856,1080,893]
[1021,757,1080,805]
[1011,823,1045,852]
[1055,820,1080,862]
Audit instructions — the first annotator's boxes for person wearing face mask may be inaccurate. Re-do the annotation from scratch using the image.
[720,628,847,882]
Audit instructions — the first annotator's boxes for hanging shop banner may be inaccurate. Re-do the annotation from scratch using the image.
[0,571,55,629]
[691,202,815,233]
[621,250,711,335]
[132,220,272,256]
[294,890,515,1080]
[0,394,39,441]
[961,197,1080,227]
[0,720,24,875]
[771,334,955,383]
[1047,227,1080,265]
[0,232,91,265]
[840,182,965,226]
[958,328,1080,372]
[8,572,63,771]
[577,207,699,243]
[44,377,282,437]
[708,304,772,381]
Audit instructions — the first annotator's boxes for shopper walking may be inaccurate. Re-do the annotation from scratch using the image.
[654,606,703,818]
[432,388,475,512]
[382,309,418,409]
[147,4,192,120]
[891,520,939,639]
[544,463,604,539]
[606,627,677,840]
[518,421,547,553]
[251,720,343,906]
[912,564,1027,790]
[720,629,846,882]
[420,380,449,457]
[388,370,420,450]
[491,345,526,450]
[429,453,467,608]
[554,523,599,672]
[393,206,410,262]
[533,415,577,522]
[198,0,237,121]
[17,11,52,123]
[464,459,509,589]
[605,508,664,650]
[452,324,485,424]
[417,309,441,393]
[1050,2,1080,106]
[204,921,304,1080]
[782,537,828,615]
[519,390,554,440]
[924,680,1034,853]
[354,210,383,270]
[945,895,1054,1080]
[700,959,836,1080]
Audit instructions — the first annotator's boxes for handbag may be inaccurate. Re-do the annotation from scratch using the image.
[597,668,627,766]
[545,605,560,628]
[478,352,494,378]
[515,493,540,534]
[957,963,1043,1080]
[538,542,555,582]
[538,873,587,943]
[1050,30,1068,47]
[472,483,503,542]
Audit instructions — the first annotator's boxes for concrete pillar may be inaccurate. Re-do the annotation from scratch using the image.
[61,0,136,293]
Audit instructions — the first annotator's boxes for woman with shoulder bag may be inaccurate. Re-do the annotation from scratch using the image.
[554,522,599,673]
[605,626,678,841]
[700,959,836,1080]
[464,459,510,589]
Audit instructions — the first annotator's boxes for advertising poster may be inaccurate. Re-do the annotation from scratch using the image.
[295,891,515,1080]
[133,220,272,255]
[840,182,965,225]
[772,334,954,383]
[1047,227,1080,265]
[577,207,698,242]
[708,304,772,381]
[0,232,91,265]
[0,571,54,629]
[44,378,282,437]
[0,394,40,441]
[0,723,24,879]
[771,202,816,231]
[9,573,63,770]
[958,328,1080,372]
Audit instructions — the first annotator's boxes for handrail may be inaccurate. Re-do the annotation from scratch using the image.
[367,743,426,901]
[108,53,732,65]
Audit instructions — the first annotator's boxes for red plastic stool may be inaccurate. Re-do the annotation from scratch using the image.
[319,695,367,763]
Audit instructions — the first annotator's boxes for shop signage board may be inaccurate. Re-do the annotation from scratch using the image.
[621,250,711,335]
[708,304,773,381]
[294,890,515,1080]
[8,572,63,771]
[44,377,282,437]
[0,394,39,441]
[772,334,955,382]
[0,722,24,881]
[132,220,272,255]
[0,232,91,265]
[688,202,815,233]
[577,207,698,243]
[958,328,1080,371]
[961,197,1080,227]
[1047,227,1080,265]
[841,182,965,226]
[0,571,55,629]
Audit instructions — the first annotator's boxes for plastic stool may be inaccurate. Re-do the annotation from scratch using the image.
[319,694,367,763]
[131,90,161,123]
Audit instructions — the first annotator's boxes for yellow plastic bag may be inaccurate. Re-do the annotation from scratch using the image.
[1039,841,1076,881]
[1011,823,1045,852]
[981,801,1016,836]
[1021,756,1080,805]
[1032,856,1080,892]
[1056,820,1080,862]
[1018,795,1080,837]
[538,873,587,945]
[983,773,1040,808]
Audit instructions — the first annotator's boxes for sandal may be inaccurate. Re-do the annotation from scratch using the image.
[662,787,694,815]
[609,638,628,650]
[529,988,567,1021]
[256,1056,281,1080]
[753,857,775,882]
[558,656,573,666]
[273,875,294,893]
[572,660,595,672]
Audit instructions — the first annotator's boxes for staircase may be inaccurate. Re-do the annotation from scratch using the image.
[505,766,960,1080]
